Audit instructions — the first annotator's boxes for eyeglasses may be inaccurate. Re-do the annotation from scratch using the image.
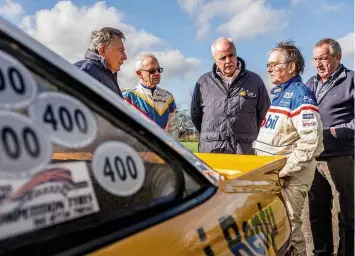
[140,67,164,74]
[266,62,288,69]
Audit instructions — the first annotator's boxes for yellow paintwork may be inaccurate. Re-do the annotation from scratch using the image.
[195,153,286,180]
[87,153,291,256]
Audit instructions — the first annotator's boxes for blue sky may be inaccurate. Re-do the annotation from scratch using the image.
[1,0,354,109]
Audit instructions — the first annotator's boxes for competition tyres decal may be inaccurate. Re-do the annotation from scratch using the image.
[0,162,100,240]
[0,111,52,178]
[28,92,98,148]
[92,141,146,197]
[0,50,38,110]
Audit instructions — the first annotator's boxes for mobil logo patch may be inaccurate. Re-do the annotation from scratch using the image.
[261,115,280,129]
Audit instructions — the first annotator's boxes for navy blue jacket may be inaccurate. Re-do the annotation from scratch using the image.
[74,50,123,98]
[306,64,354,157]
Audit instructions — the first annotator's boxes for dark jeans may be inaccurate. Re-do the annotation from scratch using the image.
[308,156,354,256]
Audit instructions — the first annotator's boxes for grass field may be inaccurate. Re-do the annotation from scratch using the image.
[180,141,198,153]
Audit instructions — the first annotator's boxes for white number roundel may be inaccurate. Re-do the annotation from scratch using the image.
[0,111,52,178]
[28,92,98,148]
[0,50,38,109]
[92,141,146,197]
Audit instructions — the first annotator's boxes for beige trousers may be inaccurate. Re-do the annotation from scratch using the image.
[255,150,316,255]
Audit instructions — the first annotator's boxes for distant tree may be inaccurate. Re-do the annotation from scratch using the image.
[175,107,197,140]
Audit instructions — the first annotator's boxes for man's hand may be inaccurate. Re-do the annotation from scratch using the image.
[279,168,291,188]
[330,127,337,138]
[279,175,291,188]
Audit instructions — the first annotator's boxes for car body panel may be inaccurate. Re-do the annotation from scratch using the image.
[89,190,291,255]
[52,152,291,255]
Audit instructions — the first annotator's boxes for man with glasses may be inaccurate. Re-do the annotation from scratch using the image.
[253,41,324,255]
[75,27,127,98]
[123,54,178,138]
[191,37,270,154]
[306,38,354,256]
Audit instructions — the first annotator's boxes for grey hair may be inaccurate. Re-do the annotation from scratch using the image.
[315,38,342,59]
[135,54,158,71]
[211,37,236,56]
[89,27,125,51]
[269,40,305,74]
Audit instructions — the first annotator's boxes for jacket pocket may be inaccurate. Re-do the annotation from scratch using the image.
[201,132,220,141]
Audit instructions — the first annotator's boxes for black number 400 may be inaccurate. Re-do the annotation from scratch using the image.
[43,104,88,133]
[103,156,137,182]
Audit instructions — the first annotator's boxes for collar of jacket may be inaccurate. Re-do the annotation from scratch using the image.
[313,64,347,86]
[138,82,156,93]
[212,56,246,78]
[84,49,113,73]
[270,74,302,95]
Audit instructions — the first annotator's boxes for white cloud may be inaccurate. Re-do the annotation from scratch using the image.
[217,1,288,40]
[18,1,201,89]
[337,32,354,58]
[178,0,288,40]
[0,0,23,18]
[177,0,203,15]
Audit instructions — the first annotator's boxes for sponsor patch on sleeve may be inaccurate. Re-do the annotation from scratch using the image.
[302,121,316,127]
[302,113,314,119]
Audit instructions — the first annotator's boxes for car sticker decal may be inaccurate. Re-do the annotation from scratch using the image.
[28,92,98,148]
[0,111,52,178]
[0,161,100,240]
[91,141,146,197]
[0,50,38,110]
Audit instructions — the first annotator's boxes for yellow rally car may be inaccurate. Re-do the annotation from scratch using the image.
[0,18,292,255]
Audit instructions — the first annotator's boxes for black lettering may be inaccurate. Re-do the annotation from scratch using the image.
[43,104,88,134]
[43,104,58,130]
[74,205,93,214]
[0,185,11,193]
[59,106,73,132]
[69,194,93,207]
[2,126,20,159]
[103,157,115,182]
[242,221,255,240]
[127,156,137,179]
[74,109,88,133]
[8,67,25,94]
[22,127,40,158]
[114,156,126,181]
[219,215,241,250]
[197,227,215,256]
[251,214,269,249]
[34,217,46,227]
[268,207,278,236]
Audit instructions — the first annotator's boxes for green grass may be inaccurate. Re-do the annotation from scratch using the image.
[180,141,198,153]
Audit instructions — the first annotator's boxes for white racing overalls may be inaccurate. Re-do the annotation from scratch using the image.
[253,75,324,255]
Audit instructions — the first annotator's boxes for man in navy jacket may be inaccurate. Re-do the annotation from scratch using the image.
[306,38,354,256]
[75,27,127,98]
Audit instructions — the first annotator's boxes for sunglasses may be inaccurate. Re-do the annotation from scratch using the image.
[140,67,163,74]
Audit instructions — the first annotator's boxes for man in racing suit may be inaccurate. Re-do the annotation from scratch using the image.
[253,41,324,255]
[123,54,178,138]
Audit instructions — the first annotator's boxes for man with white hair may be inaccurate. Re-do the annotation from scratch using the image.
[123,54,178,138]
[191,37,270,154]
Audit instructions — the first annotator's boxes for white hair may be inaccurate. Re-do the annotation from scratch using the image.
[135,54,158,71]
[211,37,236,56]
